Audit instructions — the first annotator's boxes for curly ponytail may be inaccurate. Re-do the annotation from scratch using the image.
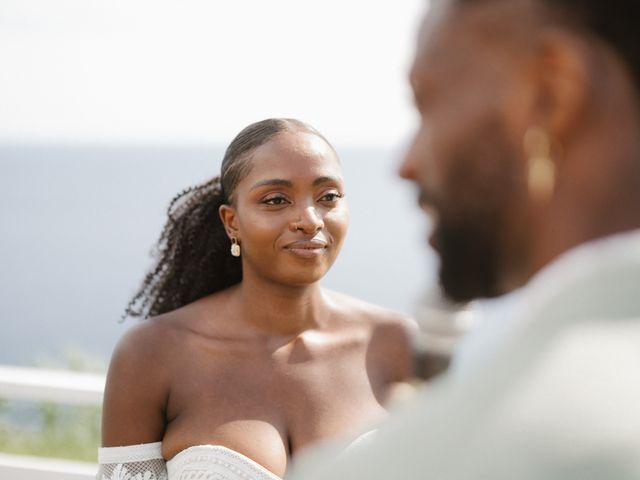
[124,118,330,320]
[124,177,241,319]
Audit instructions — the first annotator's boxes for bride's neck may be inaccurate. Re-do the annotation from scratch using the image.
[234,274,329,336]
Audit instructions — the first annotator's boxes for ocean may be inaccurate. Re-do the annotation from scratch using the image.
[0,144,435,369]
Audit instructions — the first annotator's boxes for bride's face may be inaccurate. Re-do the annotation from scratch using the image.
[224,131,348,286]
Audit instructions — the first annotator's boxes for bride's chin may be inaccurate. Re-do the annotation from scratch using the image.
[278,268,331,287]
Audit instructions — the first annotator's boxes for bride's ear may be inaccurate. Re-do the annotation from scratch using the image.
[219,204,239,240]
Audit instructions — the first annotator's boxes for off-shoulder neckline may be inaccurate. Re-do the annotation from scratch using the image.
[100,430,377,480]
[166,444,282,479]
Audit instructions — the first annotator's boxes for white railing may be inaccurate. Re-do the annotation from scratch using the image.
[0,364,105,480]
[0,452,98,480]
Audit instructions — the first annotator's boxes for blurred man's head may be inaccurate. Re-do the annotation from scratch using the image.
[401,0,640,302]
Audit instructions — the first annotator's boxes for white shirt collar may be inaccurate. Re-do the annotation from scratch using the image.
[451,229,640,378]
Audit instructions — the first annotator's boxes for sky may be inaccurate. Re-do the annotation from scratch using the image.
[0,0,428,147]
[1,1,441,366]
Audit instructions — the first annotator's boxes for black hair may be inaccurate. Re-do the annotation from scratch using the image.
[124,118,331,319]
[456,0,640,91]
[542,1,639,90]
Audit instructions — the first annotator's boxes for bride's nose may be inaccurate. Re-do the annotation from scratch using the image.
[289,206,324,233]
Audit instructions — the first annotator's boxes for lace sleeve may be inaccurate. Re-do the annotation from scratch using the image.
[97,442,168,480]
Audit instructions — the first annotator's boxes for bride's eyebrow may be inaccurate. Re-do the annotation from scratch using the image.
[249,179,293,191]
[313,176,343,186]
[250,176,343,191]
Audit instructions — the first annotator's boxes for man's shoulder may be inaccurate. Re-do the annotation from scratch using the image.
[290,317,640,480]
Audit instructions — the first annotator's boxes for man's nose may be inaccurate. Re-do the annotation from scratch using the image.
[291,206,324,233]
[399,136,420,181]
[399,154,417,180]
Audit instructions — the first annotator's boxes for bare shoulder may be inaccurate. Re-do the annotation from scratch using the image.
[324,288,418,333]
[101,313,183,446]
[324,289,417,384]
[109,313,182,371]
[109,287,238,372]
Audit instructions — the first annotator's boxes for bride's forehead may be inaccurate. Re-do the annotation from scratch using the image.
[258,131,335,158]
[246,134,341,174]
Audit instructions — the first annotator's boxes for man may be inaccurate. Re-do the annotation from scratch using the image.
[290,0,640,478]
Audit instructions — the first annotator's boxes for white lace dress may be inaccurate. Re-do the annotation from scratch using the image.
[97,432,378,480]
[97,442,282,480]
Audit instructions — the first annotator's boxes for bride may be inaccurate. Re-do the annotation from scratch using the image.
[97,118,415,480]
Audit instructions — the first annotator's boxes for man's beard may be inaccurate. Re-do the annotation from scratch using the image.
[434,210,505,302]
[428,120,525,303]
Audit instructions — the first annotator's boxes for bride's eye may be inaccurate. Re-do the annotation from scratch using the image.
[319,192,344,203]
[263,195,290,206]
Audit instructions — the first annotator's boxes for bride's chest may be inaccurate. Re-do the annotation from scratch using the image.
[161,345,387,467]
[168,333,387,410]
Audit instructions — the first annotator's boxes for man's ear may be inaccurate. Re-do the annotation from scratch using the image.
[503,29,592,146]
[532,29,592,141]
[219,204,239,240]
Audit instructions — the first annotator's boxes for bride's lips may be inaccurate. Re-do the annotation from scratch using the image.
[284,239,328,258]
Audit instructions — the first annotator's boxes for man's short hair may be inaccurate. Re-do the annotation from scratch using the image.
[456,0,640,92]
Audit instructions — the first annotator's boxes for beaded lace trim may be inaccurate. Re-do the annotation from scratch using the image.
[98,442,167,480]
[166,445,281,480]
[97,443,281,480]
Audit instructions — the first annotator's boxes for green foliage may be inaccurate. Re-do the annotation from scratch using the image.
[0,400,101,462]
[0,348,105,462]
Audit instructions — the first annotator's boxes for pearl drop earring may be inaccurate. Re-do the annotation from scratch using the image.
[230,237,241,257]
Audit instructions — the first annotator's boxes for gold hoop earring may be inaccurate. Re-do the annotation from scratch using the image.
[230,237,241,257]
[524,126,556,201]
